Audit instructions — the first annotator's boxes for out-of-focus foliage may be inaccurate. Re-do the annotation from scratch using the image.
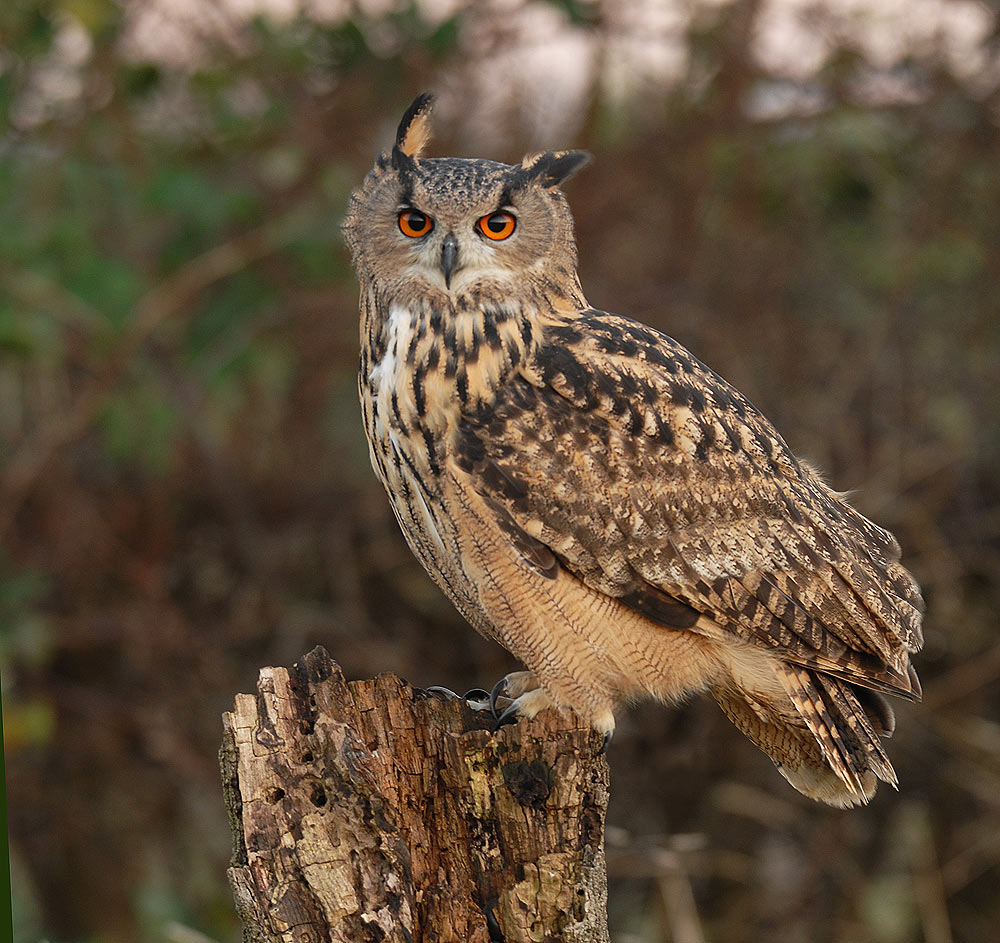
[1,1,998,941]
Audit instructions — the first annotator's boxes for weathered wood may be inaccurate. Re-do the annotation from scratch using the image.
[220,646,610,943]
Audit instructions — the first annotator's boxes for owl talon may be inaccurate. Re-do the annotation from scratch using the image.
[490,676,557,733]
[489,678,509,719]
[495,703,521,728]
[597,729,613,756]
[463,688,493,712]
[424,685,460,700]
[425,685,495,712]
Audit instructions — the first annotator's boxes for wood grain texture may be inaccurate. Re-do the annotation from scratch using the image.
[220,647,610,943]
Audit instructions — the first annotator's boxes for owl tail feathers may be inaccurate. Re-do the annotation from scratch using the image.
[774,664,898,807]
[713,665,898,808]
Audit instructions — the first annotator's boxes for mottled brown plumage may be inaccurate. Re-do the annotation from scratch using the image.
[343,93,923,807]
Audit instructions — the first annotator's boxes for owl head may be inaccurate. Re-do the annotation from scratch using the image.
[343,93,590,298]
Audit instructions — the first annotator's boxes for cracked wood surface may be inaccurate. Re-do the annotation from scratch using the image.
[220,647,610,943]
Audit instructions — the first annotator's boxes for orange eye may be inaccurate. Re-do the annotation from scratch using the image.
[398,209,433,238]
[478,211,516,241]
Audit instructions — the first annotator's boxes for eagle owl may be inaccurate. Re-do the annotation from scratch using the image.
[343,94,923,808]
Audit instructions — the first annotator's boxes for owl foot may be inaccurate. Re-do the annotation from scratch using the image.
[489,673,617,753]
[489,671,559,728]
[489,671,537,716]
[424,685,493,711]
[494,688,559,728]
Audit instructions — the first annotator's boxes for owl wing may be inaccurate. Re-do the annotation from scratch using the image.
[453,308,923,699]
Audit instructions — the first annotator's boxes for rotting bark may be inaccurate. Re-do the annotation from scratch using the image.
[220,646,610,943]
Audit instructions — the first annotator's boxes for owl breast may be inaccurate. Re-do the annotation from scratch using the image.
[366,304,431,468]
[362,302,450,571]
[359,291,537,627]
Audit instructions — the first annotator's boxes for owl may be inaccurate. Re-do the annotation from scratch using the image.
[342,94,923,808]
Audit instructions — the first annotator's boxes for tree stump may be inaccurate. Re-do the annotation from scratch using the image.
[220,646,610,943]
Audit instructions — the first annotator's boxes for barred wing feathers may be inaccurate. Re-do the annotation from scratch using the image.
[454,308,923,701]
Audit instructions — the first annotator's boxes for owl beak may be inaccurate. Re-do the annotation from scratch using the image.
[440,233,459,288]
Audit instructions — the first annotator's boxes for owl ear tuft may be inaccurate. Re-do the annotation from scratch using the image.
[392,92,435,170]
[518,149,591,187]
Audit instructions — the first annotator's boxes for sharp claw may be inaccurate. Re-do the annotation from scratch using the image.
[425,685,498,712]
[424,685,460,700]
[597,729,613,756]
[489,678,508,719]
[495,702,520,728]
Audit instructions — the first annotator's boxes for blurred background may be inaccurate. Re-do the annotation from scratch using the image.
[2,0,999,940]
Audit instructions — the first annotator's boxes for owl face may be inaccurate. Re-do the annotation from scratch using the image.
[344,95,590,301]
